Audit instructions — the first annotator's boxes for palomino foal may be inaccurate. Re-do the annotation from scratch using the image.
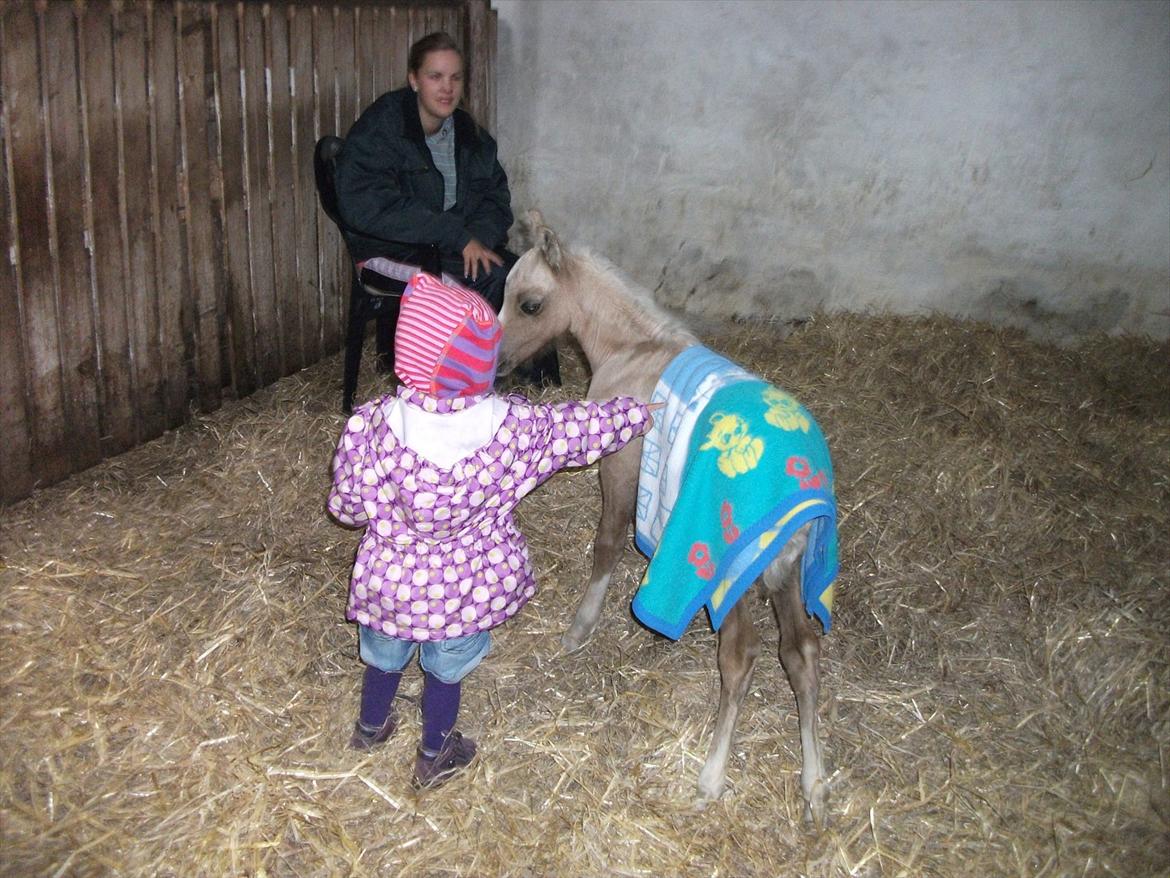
[497,211,829,824]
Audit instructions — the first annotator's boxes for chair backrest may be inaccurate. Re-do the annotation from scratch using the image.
[312,134,442,278]
[313,135,347,231]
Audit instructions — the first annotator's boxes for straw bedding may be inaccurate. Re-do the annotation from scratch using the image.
[2,312,1167,877]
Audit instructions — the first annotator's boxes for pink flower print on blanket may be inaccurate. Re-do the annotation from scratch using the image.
[720,500,741,544]
[785,455,828,490]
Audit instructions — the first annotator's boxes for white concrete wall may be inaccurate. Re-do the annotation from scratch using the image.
[494,0,1170,338]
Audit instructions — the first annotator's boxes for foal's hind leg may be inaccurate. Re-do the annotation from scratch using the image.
[697,598,761,803]
[562,450,639,652]
[766,523,828,826]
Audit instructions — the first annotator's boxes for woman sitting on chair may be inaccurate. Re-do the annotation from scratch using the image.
[334,30,559,388]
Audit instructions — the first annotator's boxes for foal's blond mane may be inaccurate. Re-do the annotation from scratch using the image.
[563,247,698,357]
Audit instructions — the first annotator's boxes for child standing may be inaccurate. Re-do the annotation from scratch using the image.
[327,273,653,790]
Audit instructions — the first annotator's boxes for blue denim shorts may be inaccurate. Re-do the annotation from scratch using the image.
[358,626,491,684]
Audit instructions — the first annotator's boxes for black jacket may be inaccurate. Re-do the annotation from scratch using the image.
[334,87,513,262]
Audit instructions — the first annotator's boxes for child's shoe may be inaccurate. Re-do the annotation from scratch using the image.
[348,709,398,752]
[411,731,476,789]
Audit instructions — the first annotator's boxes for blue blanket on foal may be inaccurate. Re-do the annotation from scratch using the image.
[632,346,839,641]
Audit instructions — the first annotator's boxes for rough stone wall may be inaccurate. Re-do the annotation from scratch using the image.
[494,0,1170,339]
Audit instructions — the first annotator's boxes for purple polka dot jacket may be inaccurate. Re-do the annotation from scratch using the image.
[328,387,651,642]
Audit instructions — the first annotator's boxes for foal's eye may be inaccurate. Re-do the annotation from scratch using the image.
[520,299,542,316]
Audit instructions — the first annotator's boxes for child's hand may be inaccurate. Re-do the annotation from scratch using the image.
[645,401,665,429]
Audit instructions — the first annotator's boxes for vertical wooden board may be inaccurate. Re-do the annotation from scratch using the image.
[331,4,356,350]
[487,5,498,135]
[44,0,103,473]
[431,6,451,41]
[149,0,191,427]
[465,0,490,131]
[241,1,280,385]
[177,0,223,410]
[349,4,363,112]
[370,5,392,98]
[407,6,426,55]
[115,1,167,441]
[288,3,321,363]
[205,3,233,397]
[372,5,383,106]
[80,0,138,455]
[354,4,375,115]
[10,2,73,488]
[439,5,458,41]
[214,0,258,397]
[0,6,35,501]
[387,5,410,92]
[267,3,302,374]
[315,4,342,351]
[444,11,459,83]
[335,4,357,131]
[320,4,338,137]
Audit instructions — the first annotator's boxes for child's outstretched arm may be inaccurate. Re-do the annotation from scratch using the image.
[327,409,375,527]
[523,396,655,486]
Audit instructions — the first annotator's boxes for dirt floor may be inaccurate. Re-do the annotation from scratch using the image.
[2,312,1168,877]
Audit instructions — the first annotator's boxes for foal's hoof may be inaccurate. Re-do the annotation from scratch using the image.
[561,617,600,653]
[696,771,726,806]
[695,790,724,811]
[560,629,588,653]
[802,781,829,829]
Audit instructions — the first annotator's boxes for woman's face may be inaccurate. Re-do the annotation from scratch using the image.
[408,49,464,134]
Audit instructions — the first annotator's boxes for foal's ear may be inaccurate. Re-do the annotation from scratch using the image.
[536,225,564,273]
[523,209,564,272]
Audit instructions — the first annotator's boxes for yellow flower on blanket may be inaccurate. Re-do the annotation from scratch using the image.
[700,412,764,478]
[763,387,810,432]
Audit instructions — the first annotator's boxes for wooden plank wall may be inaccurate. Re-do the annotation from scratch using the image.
[0,0,496,505]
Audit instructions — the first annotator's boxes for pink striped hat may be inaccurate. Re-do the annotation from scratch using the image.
[394,272,501,398]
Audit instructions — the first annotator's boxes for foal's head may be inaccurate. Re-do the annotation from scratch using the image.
[498,210,577,374]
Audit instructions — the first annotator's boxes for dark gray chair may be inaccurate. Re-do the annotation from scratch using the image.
[313,135,441,414]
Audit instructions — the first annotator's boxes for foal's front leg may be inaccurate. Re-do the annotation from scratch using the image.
[562,448,639,652]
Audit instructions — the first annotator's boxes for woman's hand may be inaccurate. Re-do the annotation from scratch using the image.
[462,238,504,281]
